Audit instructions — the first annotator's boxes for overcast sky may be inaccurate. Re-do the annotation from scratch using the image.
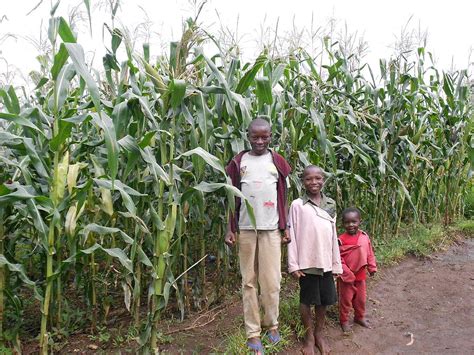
[1,0,473,86]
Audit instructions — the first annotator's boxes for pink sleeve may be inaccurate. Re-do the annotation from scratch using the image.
[287,203,300,273]
[331,224,343,274]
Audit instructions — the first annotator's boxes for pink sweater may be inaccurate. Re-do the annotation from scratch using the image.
[287,198,343,274]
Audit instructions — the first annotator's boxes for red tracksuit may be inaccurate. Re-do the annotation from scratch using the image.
[338,230,377,324]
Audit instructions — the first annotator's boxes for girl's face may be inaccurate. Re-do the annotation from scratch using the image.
[343,212,361,235]
[303,168,325,195]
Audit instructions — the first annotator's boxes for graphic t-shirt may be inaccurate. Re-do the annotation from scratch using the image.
[238,151,279,230]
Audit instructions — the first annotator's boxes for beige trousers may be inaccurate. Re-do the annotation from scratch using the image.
[238,229,282,338]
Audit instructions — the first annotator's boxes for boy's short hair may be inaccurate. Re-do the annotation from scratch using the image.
[341,207,361,221]
[302,165,325,178]
[248,116,271,132]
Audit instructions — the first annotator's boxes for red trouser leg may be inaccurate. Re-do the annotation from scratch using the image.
[338,280,356,324]
[353,280,367,321]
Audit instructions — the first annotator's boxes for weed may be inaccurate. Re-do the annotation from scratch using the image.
[223,324,292,354]
[88,326,111,344]
[373,219,474,266]
[278,283,305,340]
[0,346,13,354]
[455,219,474,234]
[464,184,474,218]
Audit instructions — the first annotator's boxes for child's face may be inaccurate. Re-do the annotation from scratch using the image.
[343,212,361,235]
[248,125,271,155]
[303,168,325,195]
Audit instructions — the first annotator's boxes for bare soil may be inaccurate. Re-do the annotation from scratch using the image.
[324,237,474,355]
[25,236,474,354]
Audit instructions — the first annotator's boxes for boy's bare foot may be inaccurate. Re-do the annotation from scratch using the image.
[301,334,315,355]
[301,344,315,355]
[354,318,371,328]
[341,322,352,333]
[314,333,331,355]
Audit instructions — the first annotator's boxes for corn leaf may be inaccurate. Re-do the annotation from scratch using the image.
[65,43,101,111]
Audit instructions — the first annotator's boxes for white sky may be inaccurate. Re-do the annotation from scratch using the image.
[1,0,473,86]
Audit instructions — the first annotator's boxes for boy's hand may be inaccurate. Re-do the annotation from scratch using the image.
[291,270,305,279]
[281,229,291,244]
[225,231,236,247]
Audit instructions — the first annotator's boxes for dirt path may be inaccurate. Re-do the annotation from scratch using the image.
[320,237,474,354]
[160,237,474,354]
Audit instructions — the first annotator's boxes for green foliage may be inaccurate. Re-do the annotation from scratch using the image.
[374,222,473,265]
[277,285,305,340]
[464,183,474,218]
[0,346,13,355]
[224,325,292,354]
[89,326,111,344]
[456,219,474,234]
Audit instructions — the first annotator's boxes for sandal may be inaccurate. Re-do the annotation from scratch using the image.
[246,340,265,354]
[267,329,281,344]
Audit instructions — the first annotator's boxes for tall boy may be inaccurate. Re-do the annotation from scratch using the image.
[338,207,377,333]
[225,117,291,353]
[288,165,342,355]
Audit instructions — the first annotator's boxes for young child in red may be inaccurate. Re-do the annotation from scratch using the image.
[338,207,377,333]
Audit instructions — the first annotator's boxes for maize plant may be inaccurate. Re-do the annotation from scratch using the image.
[0,6,472,353]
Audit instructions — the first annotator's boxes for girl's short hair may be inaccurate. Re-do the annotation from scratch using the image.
[341,207,361,220]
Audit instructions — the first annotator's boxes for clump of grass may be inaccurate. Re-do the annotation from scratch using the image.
[375,224,446,265]
[278,284,304,340]
[374,221,474,265]
[223,324,292,354]
[455,219,474,235]
[464,184,474,219]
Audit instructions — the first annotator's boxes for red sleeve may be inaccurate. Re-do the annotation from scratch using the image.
[367,237,377,273]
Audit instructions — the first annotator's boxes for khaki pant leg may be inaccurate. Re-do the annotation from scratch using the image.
[238,230,261,338]
[257,229,282,330]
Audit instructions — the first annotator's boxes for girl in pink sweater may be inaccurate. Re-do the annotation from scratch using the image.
[288,166,342,355]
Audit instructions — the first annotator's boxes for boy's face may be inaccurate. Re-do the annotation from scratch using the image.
[303,168,325,195]
[343,212,361,235]
[248,125,271,155]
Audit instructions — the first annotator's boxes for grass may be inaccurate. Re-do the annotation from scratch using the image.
[223,324,292,354]
[464,184,474,218]
[375,224,445,265]
[374,220,474,266]
[456,219,474,234]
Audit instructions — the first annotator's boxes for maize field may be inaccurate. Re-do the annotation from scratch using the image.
[0,6,472,353]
